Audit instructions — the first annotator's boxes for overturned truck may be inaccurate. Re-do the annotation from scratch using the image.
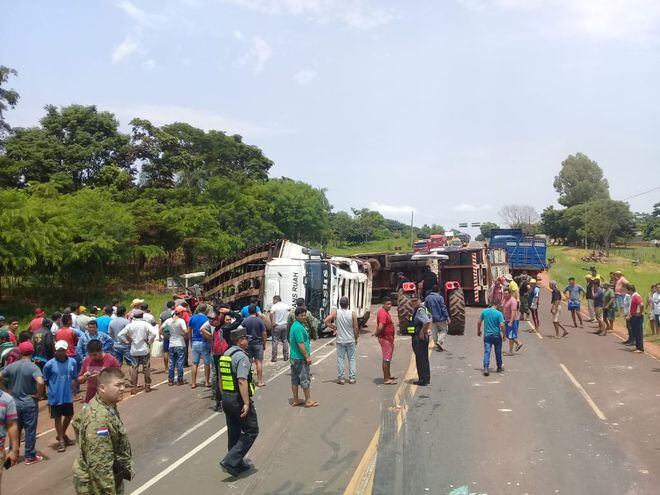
[355,244,509,335]
[202,240,372,335]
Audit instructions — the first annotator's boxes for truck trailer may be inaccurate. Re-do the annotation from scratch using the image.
[488,229,547,277]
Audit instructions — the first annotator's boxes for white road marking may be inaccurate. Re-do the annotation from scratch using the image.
[171,412,220,444]
[129,338,336,494]
[559,363,607,421]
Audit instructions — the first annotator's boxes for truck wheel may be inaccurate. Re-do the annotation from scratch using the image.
[397,289,413,335]
[447,289,466,335]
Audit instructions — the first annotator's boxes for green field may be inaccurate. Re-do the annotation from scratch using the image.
[328,237,411,256]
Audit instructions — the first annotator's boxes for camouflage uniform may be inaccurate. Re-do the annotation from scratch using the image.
[72,396,134,495]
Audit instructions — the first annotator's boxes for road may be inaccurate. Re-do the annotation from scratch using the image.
[4,292,659,495]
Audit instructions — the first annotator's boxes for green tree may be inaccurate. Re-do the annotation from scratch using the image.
[0,66,19,140]
[540,206,568,243]
[582,199,635,252]
[4,105,132,189]
[330,211,354,246]
[475,222,499,241]
[553,153,610,207]
[348,208,388,244]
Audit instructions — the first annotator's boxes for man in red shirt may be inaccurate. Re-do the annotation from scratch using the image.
[78,339,120,403]
[375,297,397,384]
[55,315,78,358]
[29,308,45,333]
[627,284,644,353]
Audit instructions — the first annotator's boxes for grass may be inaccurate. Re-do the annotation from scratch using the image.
[328,237,411,256]
[547,245,660,342]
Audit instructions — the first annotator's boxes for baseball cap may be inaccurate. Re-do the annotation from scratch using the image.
[174,306,186,314]
[34,308,45,317]
[530,279,537,284]
[132,309,144,319]
[79,305,87,312]
[230,328,247,340]
[55,340,69,351]
[0,329,9,339]
[19,341,34,355]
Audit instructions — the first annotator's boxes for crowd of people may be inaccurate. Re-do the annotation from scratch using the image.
[0,268,658,491]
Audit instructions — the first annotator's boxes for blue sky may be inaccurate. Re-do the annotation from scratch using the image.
[2,0,659,234]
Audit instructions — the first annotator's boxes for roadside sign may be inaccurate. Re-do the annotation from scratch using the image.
[471,222,481,227]
[458,223,468,228]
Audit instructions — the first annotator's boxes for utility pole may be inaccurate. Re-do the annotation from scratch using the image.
[410,210,414,250]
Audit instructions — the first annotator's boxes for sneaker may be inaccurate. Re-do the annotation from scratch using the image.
[270,358,277,362]
[483,369,490,377]
[57,441,66,453]
[168,381,174,386]
[633,349,644,353]
[496,367,504,373]
[348,378,356,384]
[214,404,223,413]
[64,435,75,446]
[24,455,43,465]
[412,380,429,386]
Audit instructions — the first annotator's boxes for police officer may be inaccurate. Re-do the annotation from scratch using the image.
[219,328,259,477]
[73,367,133,495]
[409,295,432,386]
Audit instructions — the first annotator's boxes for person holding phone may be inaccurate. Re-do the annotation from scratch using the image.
[78,339,120,404]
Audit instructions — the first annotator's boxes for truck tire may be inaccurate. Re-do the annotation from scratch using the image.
[447,289,466,335]
[397,289,414,335]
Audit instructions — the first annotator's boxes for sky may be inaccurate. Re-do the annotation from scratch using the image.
[2,0,660,236]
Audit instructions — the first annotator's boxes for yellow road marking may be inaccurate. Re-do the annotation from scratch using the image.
[343,340,426,495]
[559,363,607,421]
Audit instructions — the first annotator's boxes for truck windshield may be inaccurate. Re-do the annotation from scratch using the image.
[305,260,331,323]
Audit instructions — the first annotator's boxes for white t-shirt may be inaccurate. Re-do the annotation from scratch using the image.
[270,301,291,326]
[653,292,660,315]
[142,312,156,326]
[163,317,187,347]
[118,319,157,356]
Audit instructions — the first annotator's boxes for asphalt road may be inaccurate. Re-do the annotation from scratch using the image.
[3,293,659,495]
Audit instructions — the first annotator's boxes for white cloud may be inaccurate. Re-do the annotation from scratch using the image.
[112,36,140,64]
[223,0,394,30]
[117,0,147,22]
[105,103,294,137]
[143,59,157,70]
[233,29,245,40]
[251,36,272,72]
[293,69,317,85]
[368,202,416,216]
[452,203,493,212]
[460,0,660,39]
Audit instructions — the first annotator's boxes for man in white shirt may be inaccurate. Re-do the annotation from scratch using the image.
[117,310,157,394]
[652,284,660,335]
[269,296,291,362]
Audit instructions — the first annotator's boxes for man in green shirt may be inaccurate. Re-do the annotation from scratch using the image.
[602,282,616,333]
[287,298,319,340]
[289,307,318,408]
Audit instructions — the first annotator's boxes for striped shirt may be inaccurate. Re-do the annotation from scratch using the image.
[0,390,18,447]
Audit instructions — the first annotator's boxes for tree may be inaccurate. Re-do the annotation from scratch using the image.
[475,222,499,241]
[348,208,388,244]
[553,153,610,207]
[582,200,634,253]
[4,105,132,189]
[498,205,540,233]
[417,224,445,239]
[330,211,354,246]
[540,206,568,243]
[0,66,19,140]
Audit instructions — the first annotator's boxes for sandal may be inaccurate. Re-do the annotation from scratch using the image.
[304,400,320,408]
[289,399,305,407]
[384,379,398,385]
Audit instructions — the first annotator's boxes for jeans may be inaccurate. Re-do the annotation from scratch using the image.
[411,335,430,383]
[625,318,633,343]
[212,354,222,407]
[17,405,38,459]
[168,346,185,383]
[191,340,212,366]
[222,393,259,469]
[271,324,289,361]
[431,321,448,346]
[130,354,151,388]
[113,344,136,366]
[630,315,644,351]
[336,342,356,380]
[483,334,503,370]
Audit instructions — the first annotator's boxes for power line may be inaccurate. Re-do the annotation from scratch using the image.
[622,185,660,201]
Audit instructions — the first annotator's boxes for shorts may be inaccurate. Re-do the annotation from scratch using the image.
[191,340,212,366]
[378,337,394,362]
[162,336,170,353]
[605,308,616,321]
[506,320,519,339]
[247,341,264,361]
[290,359,311,388]
[568,300,581,312]
[595,307,604,320]
[49,403,74,418]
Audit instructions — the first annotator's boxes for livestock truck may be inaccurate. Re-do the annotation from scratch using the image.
[202,240,372,335]
[488,229,547,278]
